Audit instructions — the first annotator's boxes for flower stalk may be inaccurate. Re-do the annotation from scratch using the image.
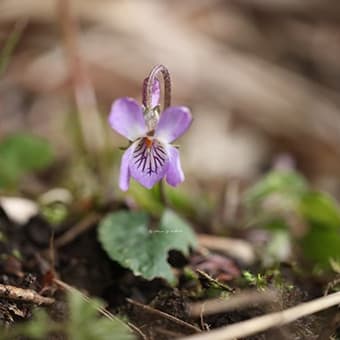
[143,65,173,206]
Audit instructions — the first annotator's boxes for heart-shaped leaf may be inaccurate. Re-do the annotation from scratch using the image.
[98,209,197,283]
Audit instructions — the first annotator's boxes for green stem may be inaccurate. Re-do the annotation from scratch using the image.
[158,180,169,207]
[0,20,27,77]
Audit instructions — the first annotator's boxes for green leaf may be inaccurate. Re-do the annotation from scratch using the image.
[244,170,340,270]
[299,191,340,229]
[0,133,54,188]
[300,228,340,267]
[68,291,134,340]
[98,209,197,283]
[245,170,308,206]
[329,258,340,274]
[299,192,340,269]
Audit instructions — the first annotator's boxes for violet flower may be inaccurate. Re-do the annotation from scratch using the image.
[109,65,192,191]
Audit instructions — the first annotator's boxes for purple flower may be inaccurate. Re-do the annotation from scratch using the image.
[109,78,192,191]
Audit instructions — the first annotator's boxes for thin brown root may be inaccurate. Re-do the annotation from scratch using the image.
[126,298,202,334]
[54,213,101,248]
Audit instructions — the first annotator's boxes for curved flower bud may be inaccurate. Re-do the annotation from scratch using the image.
[150,78,161,109]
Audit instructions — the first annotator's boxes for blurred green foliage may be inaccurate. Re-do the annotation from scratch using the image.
[246,170,308,205]
[98,209,197,283]
[67,292,134,340]
[1,291,134,340]
[245,170,340,269]
[0,133,54,189]
[40,202,69,226]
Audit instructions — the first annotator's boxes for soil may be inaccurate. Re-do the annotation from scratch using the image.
[0,204,338,340]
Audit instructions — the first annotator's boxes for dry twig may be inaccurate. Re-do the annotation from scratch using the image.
[180,291,340,340]
[0,283,54,305]
[54,213,101,248]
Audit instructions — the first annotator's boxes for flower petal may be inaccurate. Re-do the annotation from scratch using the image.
[119,146,133,191]
[151,78,161,108]
[165,146,184,187]
[109,97,147,141]
[129,138,169,189]
[155,106,192,143]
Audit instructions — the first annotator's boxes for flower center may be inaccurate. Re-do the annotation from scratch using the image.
[133,137,167,176]
[144,137,153,149]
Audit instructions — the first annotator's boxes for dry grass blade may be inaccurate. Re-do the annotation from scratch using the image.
[0,19,27,76]
[127,298,202,334]
[189,289,277,317]
[180,291,340,340]
[57,0,105,152]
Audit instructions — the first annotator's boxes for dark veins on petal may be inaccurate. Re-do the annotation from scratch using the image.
[133,137,167,175]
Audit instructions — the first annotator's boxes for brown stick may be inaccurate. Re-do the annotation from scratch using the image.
[179,291,340,340]
[127,298,202,333]
[0,283,54,305]
[54,213,101,248]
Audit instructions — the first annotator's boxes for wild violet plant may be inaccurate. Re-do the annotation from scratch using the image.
[108,65,192,191]
[99,66,196,283]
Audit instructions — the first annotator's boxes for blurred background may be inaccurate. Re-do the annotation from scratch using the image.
[2,0,340,195]
[2,3,340,337]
